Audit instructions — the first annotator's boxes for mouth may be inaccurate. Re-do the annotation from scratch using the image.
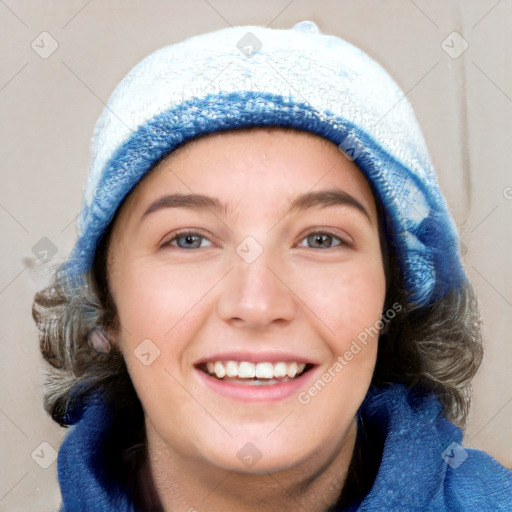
[196,360,315,385]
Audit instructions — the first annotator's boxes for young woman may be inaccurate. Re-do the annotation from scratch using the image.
[32,21,512,511]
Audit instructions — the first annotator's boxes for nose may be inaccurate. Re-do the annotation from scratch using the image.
[217,252,297,329]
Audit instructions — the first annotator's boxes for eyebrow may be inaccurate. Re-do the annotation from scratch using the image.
[140,189,372,225]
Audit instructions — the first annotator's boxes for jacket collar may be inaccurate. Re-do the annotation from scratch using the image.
[57,383,512,511]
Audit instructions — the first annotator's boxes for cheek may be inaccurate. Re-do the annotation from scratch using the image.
[111,259,219,342]
[294,259,385,420]
[292,255,386,344]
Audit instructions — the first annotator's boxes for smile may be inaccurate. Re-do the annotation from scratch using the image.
[200,360,312,383]
[194,356,317,402]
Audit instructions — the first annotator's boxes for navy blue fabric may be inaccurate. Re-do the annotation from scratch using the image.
[57,383,512,511]
[58,390,133,511]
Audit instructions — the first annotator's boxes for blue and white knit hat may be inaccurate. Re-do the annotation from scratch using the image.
[62,20,466,307]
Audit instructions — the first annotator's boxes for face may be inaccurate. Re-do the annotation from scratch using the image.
[106,127,386,475]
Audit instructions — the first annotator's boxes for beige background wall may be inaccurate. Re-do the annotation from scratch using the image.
[1,1,511,510]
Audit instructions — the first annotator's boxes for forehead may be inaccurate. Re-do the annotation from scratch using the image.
[120,127,378,223]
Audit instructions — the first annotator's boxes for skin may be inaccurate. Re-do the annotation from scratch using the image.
[105,127,387,511]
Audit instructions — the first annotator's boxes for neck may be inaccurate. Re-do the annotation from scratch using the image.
[143,418,358,512]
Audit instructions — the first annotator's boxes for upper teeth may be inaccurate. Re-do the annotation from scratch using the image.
[205,361,307,379]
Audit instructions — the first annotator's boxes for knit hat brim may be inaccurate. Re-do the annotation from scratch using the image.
[63,89,465,306]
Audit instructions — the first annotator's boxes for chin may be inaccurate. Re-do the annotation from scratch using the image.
[191,426,329,476]
[201,447,309,475]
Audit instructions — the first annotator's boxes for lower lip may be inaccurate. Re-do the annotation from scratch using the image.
[195,366,318,402]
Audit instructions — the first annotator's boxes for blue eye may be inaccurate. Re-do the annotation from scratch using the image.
[161,230,349,250]
[298,232,347,249]
[162,231,211,249]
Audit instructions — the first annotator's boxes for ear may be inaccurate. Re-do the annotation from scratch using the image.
[103,325,121,348]
[87,325,113,354]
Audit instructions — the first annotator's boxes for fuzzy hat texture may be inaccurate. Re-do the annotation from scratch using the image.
[62,20,466,307]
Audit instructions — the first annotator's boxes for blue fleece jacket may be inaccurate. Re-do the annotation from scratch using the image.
[57,384,512,511]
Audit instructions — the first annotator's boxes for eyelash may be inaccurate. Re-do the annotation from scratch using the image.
[160,228,351,251]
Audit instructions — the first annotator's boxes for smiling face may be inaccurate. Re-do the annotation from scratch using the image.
[105,127,386,478]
